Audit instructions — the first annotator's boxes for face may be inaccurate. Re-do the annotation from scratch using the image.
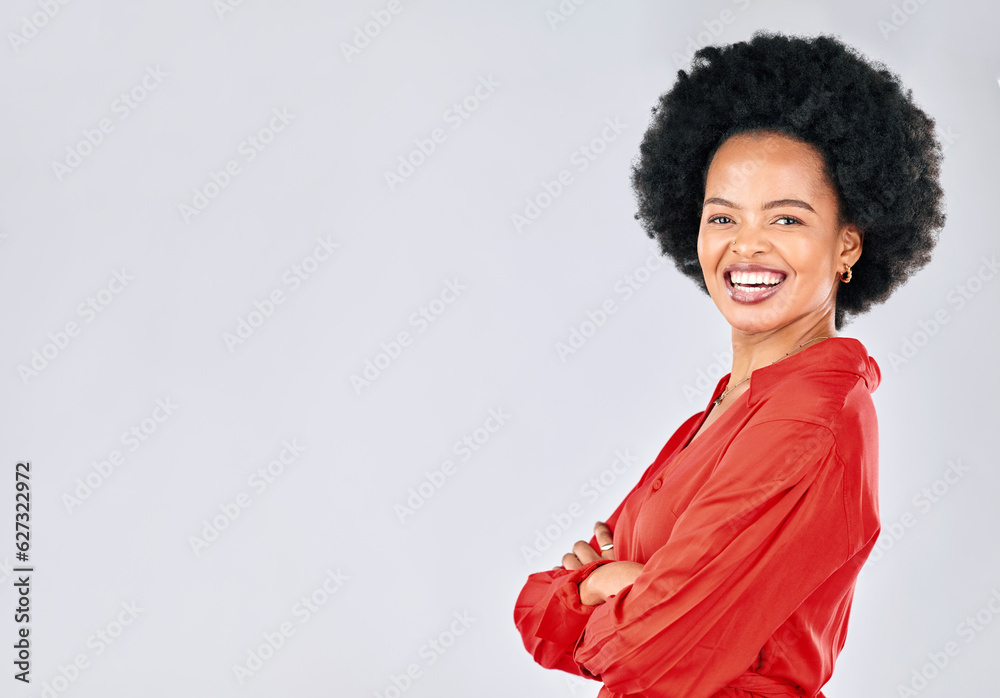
[697,130,862,336]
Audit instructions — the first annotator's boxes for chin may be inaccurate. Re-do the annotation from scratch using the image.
[708,292,784,333]
[711,281,829,334]
[722,312,787,334]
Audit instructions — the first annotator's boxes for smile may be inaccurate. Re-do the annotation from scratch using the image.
[724,269,787,304]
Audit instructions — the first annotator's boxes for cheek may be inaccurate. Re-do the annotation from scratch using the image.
[697,230,727,277]
[696,228,713,266]
[776,239,833,284]
[789,248,837,294]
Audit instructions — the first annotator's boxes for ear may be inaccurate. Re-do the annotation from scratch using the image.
[839,224,863,268]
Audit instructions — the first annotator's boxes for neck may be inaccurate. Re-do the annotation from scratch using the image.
[728,315,837,385]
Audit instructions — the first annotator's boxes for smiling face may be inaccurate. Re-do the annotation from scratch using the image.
[697,130,863,336]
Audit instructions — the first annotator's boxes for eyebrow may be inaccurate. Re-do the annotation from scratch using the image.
[702,197,817,214]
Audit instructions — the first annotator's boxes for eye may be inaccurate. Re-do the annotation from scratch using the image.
[707,214,734,225]
[774,215,803,225]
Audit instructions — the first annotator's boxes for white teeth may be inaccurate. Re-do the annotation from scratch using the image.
[729,270,785,286]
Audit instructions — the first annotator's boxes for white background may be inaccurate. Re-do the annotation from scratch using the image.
[1,1,998,696]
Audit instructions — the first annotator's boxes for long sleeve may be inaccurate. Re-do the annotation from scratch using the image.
[572,419,878,697]
[513,412,707,677]
[513,496,636,678]
[513,559,615,677]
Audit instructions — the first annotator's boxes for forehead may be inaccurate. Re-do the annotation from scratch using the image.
[705,131,831,197]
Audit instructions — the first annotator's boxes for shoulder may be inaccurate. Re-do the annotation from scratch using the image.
[745,337,880,435]
[742,338,881,538]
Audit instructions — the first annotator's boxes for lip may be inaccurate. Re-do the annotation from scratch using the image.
[723,264,789,305]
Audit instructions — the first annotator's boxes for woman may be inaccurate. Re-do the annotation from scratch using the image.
[514,31,945,697]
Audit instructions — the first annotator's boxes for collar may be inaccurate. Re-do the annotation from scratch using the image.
[708,337,881,410]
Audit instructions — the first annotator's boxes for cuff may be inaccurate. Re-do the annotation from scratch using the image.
[535,559,616,647]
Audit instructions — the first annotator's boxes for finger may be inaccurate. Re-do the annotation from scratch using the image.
[594,521,615,560]
[562,552,581,570]
[573,539,600,564]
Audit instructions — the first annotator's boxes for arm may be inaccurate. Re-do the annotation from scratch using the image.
[572,420,878,697]
[513,559,618,677]
[515,524,642,674]
[513,412,706,676]
[514,504,635,677]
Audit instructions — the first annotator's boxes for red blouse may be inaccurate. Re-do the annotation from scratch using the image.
[514,337,881,697]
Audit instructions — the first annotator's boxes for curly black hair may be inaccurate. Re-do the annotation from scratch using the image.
[631,30,946,329]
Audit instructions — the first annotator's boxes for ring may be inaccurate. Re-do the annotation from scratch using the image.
[600,543,614,551]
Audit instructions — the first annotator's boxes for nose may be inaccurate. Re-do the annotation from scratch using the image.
[729,218,770,258]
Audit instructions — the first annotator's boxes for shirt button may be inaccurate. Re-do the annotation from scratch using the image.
[651,479,662,490]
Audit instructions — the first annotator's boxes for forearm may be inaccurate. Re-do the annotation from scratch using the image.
[579,561,644,605]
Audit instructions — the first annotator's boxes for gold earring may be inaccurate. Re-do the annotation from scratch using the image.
[840,264,852,283]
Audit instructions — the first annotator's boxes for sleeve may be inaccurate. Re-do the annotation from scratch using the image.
[571,419,873,697]
[512,412,704,678]
[513,559,616,678]
[513,497,631,678]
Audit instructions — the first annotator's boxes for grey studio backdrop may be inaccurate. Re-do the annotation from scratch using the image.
[1,1,997,696]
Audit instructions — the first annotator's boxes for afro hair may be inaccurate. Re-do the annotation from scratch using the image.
[631,30,946,329]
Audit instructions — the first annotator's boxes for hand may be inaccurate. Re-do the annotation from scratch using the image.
[554,522,644,605]
[559,521,616,571]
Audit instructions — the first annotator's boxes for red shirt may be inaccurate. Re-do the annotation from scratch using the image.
[514,337,881,697]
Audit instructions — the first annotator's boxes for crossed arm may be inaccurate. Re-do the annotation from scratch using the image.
[515,420,874,696]
[556,521,644,606]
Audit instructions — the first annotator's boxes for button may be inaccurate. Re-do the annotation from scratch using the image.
[651,479,662,490]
